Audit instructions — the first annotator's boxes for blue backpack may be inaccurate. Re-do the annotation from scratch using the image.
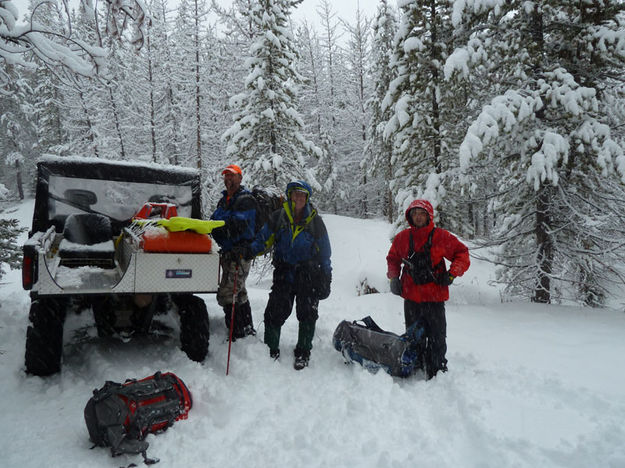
[333,316,425,377]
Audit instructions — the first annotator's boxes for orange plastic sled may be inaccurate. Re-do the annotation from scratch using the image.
[142,229,212,253]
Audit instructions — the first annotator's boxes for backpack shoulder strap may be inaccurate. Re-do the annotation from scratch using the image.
[360,316,384,333]
[409,227,435,255]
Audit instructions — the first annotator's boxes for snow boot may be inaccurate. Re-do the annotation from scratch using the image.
[237,301,256,337]
[224,302,256,340]
[223,305,241,341]
[269,348,280,360]
[293,348,310,371]
[264,325,281,354]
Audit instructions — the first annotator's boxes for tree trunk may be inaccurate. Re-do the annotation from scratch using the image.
[108,87,126,160]
[147,31,157,163]
[194,0,202,170]
[79,91,99,158]
[533,186,553,303]
[430,0,442,174]
[15,160,24,200]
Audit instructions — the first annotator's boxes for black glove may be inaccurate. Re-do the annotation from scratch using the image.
[242,244,256,261]
[390,277,402,296]
[230,244,255,261]
[438,273,455,286]
[315,271,332,300]
[220,249,236,263]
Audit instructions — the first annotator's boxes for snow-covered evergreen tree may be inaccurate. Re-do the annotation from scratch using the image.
[0,216,25,280]
[458,1,625,305]
[294,20,337,213]
[0,71,37,199]
[383,0,480,234]
[1,0,148,93]
[363,0,397,222]
[342,5,373,217]
[222,0,321,190]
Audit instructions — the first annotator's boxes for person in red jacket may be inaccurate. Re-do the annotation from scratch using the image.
[386,199,470,379]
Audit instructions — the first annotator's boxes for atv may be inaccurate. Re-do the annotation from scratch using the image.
[21,156,221,376]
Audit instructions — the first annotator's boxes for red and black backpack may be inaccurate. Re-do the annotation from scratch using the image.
[84,372,192,464]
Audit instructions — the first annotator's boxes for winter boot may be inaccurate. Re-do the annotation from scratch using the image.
[293,348,310,371]
[264,325,281,358]
[236,301,256,338]
[295,320,316,353]
[223,305,239,340]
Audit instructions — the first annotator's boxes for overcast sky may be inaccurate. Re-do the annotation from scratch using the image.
[11,0,385,26]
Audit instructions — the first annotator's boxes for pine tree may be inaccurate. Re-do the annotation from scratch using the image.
[383,0,478,233]
[222,0,321,190]
[342,5,372,217]
[459,1,625,305]
[313,0,349,213]
[168,0,211,169]
[1,0,149,92]
[363,0,397,222]
[0,70,37,200]
[0,217,25,280]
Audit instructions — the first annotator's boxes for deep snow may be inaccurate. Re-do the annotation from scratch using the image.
[1,199,625,468]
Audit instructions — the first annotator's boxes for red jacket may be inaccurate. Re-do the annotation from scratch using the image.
[386,200,470,303]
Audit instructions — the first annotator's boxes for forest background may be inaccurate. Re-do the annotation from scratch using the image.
[2,0,625,309]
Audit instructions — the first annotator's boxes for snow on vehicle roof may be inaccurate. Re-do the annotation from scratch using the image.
[38,154,200,177]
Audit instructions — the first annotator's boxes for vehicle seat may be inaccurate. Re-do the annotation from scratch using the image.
[59,214,116,268]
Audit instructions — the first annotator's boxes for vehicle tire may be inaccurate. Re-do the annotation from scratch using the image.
[25,298,66,376]
[175,295,210,362]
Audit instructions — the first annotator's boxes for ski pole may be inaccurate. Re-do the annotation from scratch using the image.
[226,258,239,376]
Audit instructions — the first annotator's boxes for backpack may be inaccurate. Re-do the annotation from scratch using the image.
[402,227,448,285]
[251,185,282,233]
[333,316,425,377]
[84,372,192,464]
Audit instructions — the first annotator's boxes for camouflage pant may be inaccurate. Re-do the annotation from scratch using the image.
[216,257,252,307]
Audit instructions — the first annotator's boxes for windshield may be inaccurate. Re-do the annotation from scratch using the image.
[48,175,194,222]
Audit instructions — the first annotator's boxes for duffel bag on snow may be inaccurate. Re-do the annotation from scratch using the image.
[84,371,192,464]
[333,316,424,377]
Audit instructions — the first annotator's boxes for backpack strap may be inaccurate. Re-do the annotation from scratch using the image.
[409,227,436,257]
[407,227,446,282]
[360,316,384,333]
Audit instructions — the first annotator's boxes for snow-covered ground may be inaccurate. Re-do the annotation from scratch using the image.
[1,199,625,468]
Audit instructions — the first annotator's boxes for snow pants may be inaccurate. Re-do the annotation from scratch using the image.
[404,300,447,379]
[264,264,319,352]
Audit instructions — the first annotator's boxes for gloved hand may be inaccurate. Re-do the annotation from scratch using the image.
[390,277,402,296]
[438,273,455,286]
[220,249,237,264]
[231,244,255,261]
[315,271,332,300]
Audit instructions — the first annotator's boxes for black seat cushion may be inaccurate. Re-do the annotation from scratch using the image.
[63,214,112,245]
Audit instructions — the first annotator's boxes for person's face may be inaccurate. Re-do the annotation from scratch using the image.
[410,208,429,228]
[223,172,242,194]
[290,190,308,212]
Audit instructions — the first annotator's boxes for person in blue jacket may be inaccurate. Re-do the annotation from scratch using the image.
[210,164,257,340]
[245,180,332,370]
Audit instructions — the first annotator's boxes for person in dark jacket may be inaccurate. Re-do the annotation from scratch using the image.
[210,164,257,340]
[386,199,470,379]
[246,180,331,370]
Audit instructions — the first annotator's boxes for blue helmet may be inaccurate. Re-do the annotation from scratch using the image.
[286,180,312,200]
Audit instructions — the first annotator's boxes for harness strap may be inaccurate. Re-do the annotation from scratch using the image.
[407,227,445,279]
[408,227,436,258]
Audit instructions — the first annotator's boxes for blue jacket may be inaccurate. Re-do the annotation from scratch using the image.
[251,199,331,281]
[210,186,256,252]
